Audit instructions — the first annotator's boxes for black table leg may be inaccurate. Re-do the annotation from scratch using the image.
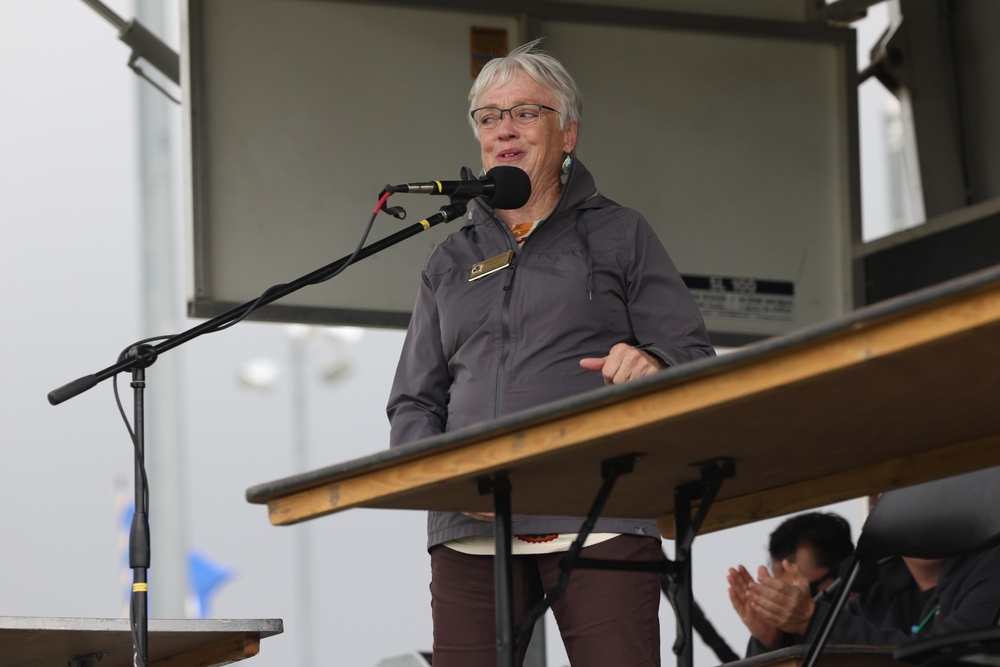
[670,458,735,667]
[480,472,515,667]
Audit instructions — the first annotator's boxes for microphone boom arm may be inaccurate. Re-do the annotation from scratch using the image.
[48,198,471,405]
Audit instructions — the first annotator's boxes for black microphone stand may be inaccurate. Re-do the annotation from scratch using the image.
[48,196,471,667]
[126,346,154,667]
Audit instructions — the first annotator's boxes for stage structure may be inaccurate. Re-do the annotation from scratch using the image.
[183,0,860,347]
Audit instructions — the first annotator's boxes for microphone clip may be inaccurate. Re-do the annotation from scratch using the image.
[378,186,407,220]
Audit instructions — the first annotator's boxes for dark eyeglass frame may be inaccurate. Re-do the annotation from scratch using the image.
[470,103,561,130]
[809,571,836,597]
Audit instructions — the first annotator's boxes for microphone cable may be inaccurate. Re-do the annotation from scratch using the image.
[208,190,390,334]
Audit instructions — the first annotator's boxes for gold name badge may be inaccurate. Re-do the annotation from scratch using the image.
[469,250,514,282]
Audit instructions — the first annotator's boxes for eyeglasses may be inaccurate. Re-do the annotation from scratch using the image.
[470,104,560,130]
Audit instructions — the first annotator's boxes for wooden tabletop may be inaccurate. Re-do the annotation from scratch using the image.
[247,264,1000,538]
[722,644,897,667]
[0,617,283,667]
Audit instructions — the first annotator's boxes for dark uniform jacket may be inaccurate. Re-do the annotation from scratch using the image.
[386,158,715,548]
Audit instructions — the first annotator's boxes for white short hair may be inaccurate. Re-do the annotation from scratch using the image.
[468,38,582,135]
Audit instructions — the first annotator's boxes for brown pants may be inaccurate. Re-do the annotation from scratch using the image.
[429,534,663,667]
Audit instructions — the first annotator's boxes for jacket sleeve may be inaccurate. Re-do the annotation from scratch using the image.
[386,266,451,447]
[745,595,911,656]
[926,546,1000,635]
[804,596,914,647]
[625,215,715,366]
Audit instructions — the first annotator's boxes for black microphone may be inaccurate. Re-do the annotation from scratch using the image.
[387,166,531,209]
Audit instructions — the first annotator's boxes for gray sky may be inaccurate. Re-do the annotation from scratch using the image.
[1,2,894,666]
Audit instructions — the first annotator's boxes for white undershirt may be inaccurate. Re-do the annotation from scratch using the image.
[444,532,619,556]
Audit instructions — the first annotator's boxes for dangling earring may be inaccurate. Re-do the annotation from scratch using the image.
[479,167,486,178]
[562,155,573,175]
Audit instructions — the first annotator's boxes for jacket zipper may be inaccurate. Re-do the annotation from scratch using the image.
[491,216,519,419]
[495,259,518,419]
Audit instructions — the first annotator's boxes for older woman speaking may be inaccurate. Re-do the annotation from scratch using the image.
[387,39,715,666]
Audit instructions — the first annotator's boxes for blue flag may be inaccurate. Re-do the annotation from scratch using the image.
[187,549,234,618]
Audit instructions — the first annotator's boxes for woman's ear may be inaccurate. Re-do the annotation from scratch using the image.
[562,120,579,155]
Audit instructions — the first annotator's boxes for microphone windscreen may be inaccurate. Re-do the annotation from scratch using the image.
[484,166,531,210]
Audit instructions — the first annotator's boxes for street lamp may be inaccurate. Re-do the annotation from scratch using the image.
[238,324,363,667]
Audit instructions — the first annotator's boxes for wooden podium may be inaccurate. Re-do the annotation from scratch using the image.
[246,262,1000,665]
[0,617,282,667]
[247,263,1000,530]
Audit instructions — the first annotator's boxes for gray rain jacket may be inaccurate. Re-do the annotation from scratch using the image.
[387,159,715,548]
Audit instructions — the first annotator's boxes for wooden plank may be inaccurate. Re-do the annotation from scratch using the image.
[723,645,897,667]
[153,634,260,667]
[263,274,1000,526]
[0,618,280,667]
[659,434,1000,538]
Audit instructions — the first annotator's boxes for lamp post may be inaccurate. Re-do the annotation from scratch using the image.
[239,324,362,667]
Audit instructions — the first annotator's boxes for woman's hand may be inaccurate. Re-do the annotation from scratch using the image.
[580,343,666,385]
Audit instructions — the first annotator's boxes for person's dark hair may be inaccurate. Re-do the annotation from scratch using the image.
[768,512,854,571]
